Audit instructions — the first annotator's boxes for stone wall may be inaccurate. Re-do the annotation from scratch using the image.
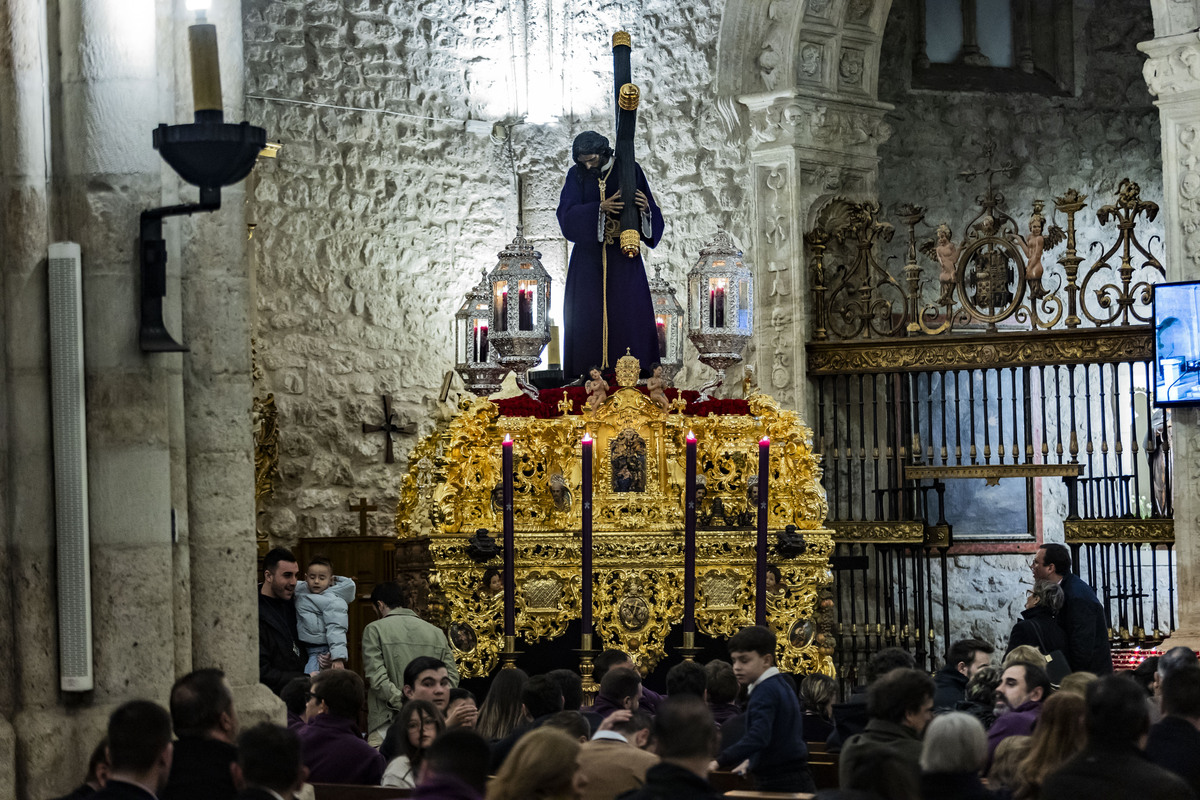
[244,0,752,542]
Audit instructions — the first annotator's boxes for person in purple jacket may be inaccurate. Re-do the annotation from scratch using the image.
[296,670,384,785]
[986,661,1051,768]
[712,625,814,793]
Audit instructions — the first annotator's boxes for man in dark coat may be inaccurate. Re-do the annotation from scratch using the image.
[557,131,665,379]
[932,638,994,711]
[91,701,174,800]
[838,668,934,787]
[622,696,723,800]
[232,723,306,800]
[162,669,239,800]
[1033,543,1113,674]
[1146,664,1200,795]
[1042,675,1195,800]
[258,547,307,695]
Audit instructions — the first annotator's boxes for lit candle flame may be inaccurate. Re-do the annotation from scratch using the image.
[582,432,593,444]
[760,436,770,446]
[687,431,696,442]
[503,434,512,444]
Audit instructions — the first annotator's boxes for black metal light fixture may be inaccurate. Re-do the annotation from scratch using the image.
[140,2,267,352]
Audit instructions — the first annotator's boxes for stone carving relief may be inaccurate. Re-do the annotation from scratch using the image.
[1142,42,1200,96]
[848,0,875,24]
[839,49,865,88]
[756,165,796,397]
[798,43,824,83]
[759,44,783,90]
[769,307,793,390]
[746,98,892,155]
[806,0,833,18]
[1177,123,1200,271]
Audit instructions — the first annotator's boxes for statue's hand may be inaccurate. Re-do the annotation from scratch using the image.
[634,190,650,212]
[600,190,624,216]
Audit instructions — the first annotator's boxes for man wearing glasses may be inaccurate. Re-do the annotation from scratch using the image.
[1032,543,1113,674]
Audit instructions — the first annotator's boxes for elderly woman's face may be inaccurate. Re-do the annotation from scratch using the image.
[1025,588,1039,610]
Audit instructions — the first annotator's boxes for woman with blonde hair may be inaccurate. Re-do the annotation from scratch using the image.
[475,667,529,742]
[486,727,586,800]
[1012,692,1086,800]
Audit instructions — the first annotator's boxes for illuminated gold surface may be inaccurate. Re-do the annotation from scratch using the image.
[618,83,641,111]
[1064,519,1174,544]
[612,31,631,48]
[395,379,835,676]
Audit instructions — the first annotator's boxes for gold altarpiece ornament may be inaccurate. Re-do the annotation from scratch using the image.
[394,358,836,677]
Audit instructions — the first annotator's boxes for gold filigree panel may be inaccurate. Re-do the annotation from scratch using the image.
[1064,519,1174,544]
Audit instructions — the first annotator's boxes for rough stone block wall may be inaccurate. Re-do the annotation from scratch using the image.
[243,0,750,541]
[872,0,1166,650]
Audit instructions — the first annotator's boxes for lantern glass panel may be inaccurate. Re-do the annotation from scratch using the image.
[494,281,509,332]
[708,277,727,328]
[655,314,667,360]
[517,279,536,331]
[739,279,751,328]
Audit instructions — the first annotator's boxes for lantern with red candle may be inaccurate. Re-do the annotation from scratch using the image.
[487,227,552,399]
[647,263,684,381]
[687,230,754,396]
[454,269,505,394]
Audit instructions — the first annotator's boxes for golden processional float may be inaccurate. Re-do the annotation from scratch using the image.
[394,226,836,686]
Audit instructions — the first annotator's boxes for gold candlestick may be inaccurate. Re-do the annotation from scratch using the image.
[678,629,702,662]
[188,23,223,113]
[578,632,599,706]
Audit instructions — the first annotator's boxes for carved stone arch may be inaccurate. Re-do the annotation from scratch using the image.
[715,0,893,99]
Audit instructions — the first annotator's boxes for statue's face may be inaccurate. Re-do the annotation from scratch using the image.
[591,369,601,380]
[578,153,603,170]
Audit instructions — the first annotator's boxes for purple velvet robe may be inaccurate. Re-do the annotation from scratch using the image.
[557,160,665,379]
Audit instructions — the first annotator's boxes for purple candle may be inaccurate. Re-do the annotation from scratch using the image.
[756,436,769,625]
[503,434,515,637]
[496,286,508,332]
[582,433,594,636]
[684,431,697,634]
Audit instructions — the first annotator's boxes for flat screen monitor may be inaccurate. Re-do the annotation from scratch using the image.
[1154,280,1200,406]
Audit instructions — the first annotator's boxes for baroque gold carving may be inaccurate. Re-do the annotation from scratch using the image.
[829,520,925,544]
[1064,519,1175,544]
[253,394,280,505]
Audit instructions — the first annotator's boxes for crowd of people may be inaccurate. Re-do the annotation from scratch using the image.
[57,544,1200,800]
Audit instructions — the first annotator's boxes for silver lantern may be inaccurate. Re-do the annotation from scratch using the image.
[454,268,507,395]
[487,226,552,399]
[686,229,754,397]
[647,263,685,383]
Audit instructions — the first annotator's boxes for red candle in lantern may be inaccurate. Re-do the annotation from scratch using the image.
[518,286,533,331]
[656,315,668,359]
[496,287,508,332]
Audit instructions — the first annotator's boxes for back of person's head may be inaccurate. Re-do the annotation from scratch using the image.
[919,712,987,773]
[422,728,491,795]
[1040,543,1072,576]
[486,727,580,800]
[521,674,565,719]
[1003,645,1048,671]
[593,649,632,685]
[801,673,836,717]
[541,710,590,742]
[842,742,922,800]
[1132,656,1160,695]
[169,667,233,738]
[311,669,365,720]
[1057,671,1098,697]
[476,667,529,741]
[727,625,776,657]
[263,547,297,574]
[867,668,935,725]
[611,709,653,742]
[1085,674,1150,748]
[370,580,405,610]
[865,647,916,683]
[237,723,302,794]
[404,656,448,688]
[965,665,1001,704]
[666,660,707,698]
[1030,580,1065,613]
[1161,664,1200,719]
[987,735,1032,791]
[599,667,642,704]
[704,660,739,705]
[380,699,444,762]
[652,695,719,760]
[1016,691,1086,792]
[945,638,995,672]
[280,676,312,718]
[86,737,110,785]
[1158,646,1199,680]
[546,669,584,711]
[107,700,173,773]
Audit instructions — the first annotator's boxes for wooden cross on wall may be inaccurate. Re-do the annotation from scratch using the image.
[361,394,416,464]
[348,496,377,536]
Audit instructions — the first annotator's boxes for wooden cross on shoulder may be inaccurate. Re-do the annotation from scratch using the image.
[362,395,416,464]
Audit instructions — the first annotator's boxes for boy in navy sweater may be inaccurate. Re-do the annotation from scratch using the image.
[712,625,814,792]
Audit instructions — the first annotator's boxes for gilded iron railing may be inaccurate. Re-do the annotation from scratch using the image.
[805,178,1174,684]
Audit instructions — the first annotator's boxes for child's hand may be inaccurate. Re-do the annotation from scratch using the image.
[317,653,332,669]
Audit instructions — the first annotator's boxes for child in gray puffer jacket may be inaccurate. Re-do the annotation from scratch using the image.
[295,556,357,672]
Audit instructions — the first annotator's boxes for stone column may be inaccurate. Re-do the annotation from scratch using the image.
[0,0,54,793]
[739,89,892,417]
[1140,29,1200,649]
[176,0,281,721]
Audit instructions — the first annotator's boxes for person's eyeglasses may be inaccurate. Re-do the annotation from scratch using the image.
[309,692,321,702]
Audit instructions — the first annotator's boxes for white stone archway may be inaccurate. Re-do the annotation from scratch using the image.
[715,0,894,414]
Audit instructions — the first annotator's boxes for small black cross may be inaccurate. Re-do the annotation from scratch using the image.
[361,395,416,464]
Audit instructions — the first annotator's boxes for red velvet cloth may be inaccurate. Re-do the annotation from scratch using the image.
[493,386,750,418]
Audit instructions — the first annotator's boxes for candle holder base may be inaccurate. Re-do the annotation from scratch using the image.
[696,369,725,402]
[677,630,703,662]
[499,635,522,669]
[576,632,599,706]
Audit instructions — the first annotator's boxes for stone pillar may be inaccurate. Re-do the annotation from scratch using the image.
[739,89,892,417]
[177,0,282,721]
[1140,29,1200,649]
[0,0,54,793]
